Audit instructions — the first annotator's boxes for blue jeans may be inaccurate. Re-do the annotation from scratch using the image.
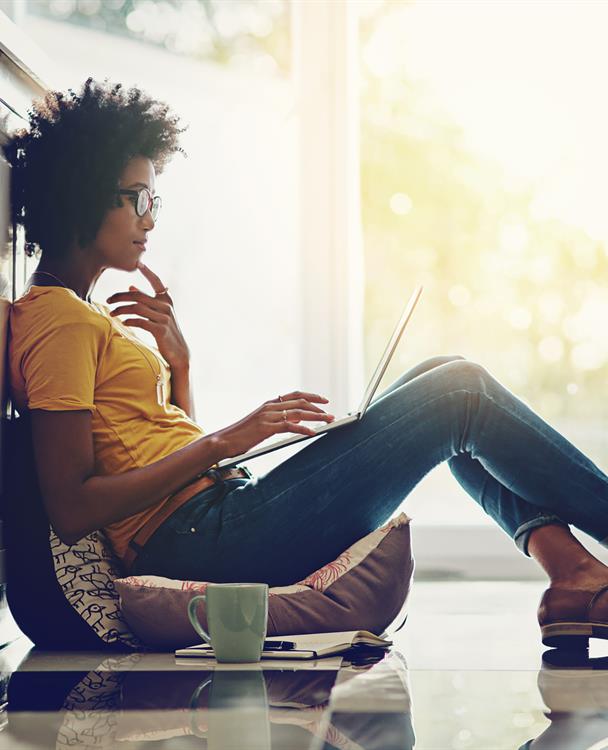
[132,356,608,585]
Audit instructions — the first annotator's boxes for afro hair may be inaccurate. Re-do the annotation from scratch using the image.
[2,77,185,258]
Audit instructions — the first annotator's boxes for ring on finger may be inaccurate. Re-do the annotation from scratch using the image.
[282,410,287,422]
[155,286,169,296]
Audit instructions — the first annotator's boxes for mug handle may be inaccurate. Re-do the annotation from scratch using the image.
[188,594,212,645]
[189,676,212,738]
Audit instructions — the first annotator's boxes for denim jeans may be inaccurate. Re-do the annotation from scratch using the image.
[132,356,608,585]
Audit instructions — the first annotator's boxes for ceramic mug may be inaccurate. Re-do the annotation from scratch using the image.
[188,582,268,663]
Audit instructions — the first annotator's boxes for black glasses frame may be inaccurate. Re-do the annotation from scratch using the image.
[117,188,162,220]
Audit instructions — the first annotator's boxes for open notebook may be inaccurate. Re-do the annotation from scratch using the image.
[175,630,392,661]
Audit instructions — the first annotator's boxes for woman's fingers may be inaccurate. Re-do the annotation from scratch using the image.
[278,391,329,404]
[107,289,169,309]
[271,420,321,437]
[109,302,164,323]
[137,261,171,299]
[137,260,162,287]
[270,398,331,416]
[265,396,335,432]
[275,409,334,422]
[121,318,156,334]
[108,261,171,306]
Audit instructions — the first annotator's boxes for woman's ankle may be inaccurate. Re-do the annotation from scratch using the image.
[549,558,608,590]
[528,524,608,587]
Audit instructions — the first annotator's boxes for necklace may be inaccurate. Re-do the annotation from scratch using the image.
[30,270,69,288]
[123,328,167,406]
[31,271,166,406]
[30,270,93,303]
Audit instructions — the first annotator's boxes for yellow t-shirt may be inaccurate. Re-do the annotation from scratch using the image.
[9,285,206,560]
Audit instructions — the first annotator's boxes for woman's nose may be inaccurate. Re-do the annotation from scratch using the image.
[141,210,155,231]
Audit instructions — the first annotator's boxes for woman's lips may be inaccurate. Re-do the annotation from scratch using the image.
[133,241,146,251]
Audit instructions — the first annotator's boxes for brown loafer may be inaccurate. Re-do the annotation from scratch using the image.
[538,584,608,649]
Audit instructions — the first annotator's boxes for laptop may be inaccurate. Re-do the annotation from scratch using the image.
[217,285,423,468]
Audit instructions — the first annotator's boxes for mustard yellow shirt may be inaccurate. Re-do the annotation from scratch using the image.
[9,286,205,559]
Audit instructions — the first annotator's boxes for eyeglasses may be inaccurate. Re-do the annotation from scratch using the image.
[117,187,162,221]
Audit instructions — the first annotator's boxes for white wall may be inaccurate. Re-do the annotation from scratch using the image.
[25,16,304,472]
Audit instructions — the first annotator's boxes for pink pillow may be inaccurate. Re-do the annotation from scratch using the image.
[114,514,414,649]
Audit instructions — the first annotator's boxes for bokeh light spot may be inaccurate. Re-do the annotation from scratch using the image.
[49,0,76,17]
[571,342,606,371]
[390,192,413,216]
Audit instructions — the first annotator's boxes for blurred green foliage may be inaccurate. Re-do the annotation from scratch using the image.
[27,0,290,71]
[360,11,608,434]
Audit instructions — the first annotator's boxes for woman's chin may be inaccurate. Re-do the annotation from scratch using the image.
[124,256,141,272]
[109,250,143,273]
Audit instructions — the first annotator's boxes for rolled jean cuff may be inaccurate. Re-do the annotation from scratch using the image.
[513,515,569,557]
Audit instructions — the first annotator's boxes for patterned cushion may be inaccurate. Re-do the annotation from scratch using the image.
[114,513,414,649]
[3,414,137,650]
[49,529,140,649]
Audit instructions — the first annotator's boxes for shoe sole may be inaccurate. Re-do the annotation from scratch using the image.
[541,621,608,649]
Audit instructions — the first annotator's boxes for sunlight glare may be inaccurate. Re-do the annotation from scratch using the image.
[448,284,471,308]
[366,0,608,241]
[538,336,564,363]
[507,307,532,331]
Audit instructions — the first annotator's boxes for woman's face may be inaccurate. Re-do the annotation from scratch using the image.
[91,155,157,272]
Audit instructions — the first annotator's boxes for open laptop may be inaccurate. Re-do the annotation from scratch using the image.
[217,285,423,468]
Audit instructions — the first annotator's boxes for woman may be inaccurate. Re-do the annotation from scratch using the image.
[5,79,608,649]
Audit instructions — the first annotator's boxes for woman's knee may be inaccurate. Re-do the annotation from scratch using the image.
[441,358,493,391]
[431,354,466,368]
[408,354,466,378]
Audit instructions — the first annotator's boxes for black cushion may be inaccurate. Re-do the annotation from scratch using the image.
[1,414,122,650]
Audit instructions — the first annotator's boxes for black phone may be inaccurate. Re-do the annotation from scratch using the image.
[263,640,295,651]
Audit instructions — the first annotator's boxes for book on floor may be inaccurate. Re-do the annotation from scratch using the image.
[175,630,392,661]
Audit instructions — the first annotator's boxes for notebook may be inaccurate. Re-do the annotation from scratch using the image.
[175,630,392,661]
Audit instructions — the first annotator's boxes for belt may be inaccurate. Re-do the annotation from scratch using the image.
[123,465,250,572]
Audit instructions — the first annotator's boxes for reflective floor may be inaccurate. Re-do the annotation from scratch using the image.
[2,581,608,749]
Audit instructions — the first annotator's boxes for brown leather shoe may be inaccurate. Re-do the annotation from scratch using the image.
[538,584,608,649]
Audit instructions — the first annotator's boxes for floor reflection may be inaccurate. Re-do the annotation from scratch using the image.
[2,650,415,749]
[6,644,608,748]
[522,650,608,750]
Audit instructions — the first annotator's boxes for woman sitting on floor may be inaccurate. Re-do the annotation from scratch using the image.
[5,78,608,649]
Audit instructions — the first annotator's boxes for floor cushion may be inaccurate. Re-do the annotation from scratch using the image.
[49,528,140,648]
[2,414,136,650]
[4,415,414,651]
[114,513,414,649]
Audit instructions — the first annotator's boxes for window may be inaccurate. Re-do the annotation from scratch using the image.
[358,0,608,574]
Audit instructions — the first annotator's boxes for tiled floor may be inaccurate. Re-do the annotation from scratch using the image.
[1,580,608,749]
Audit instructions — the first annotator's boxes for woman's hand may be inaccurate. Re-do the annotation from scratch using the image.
[216,392,335,458]
[106,261,190,370]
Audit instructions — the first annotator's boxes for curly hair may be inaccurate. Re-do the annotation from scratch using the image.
[2,78,185,258]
